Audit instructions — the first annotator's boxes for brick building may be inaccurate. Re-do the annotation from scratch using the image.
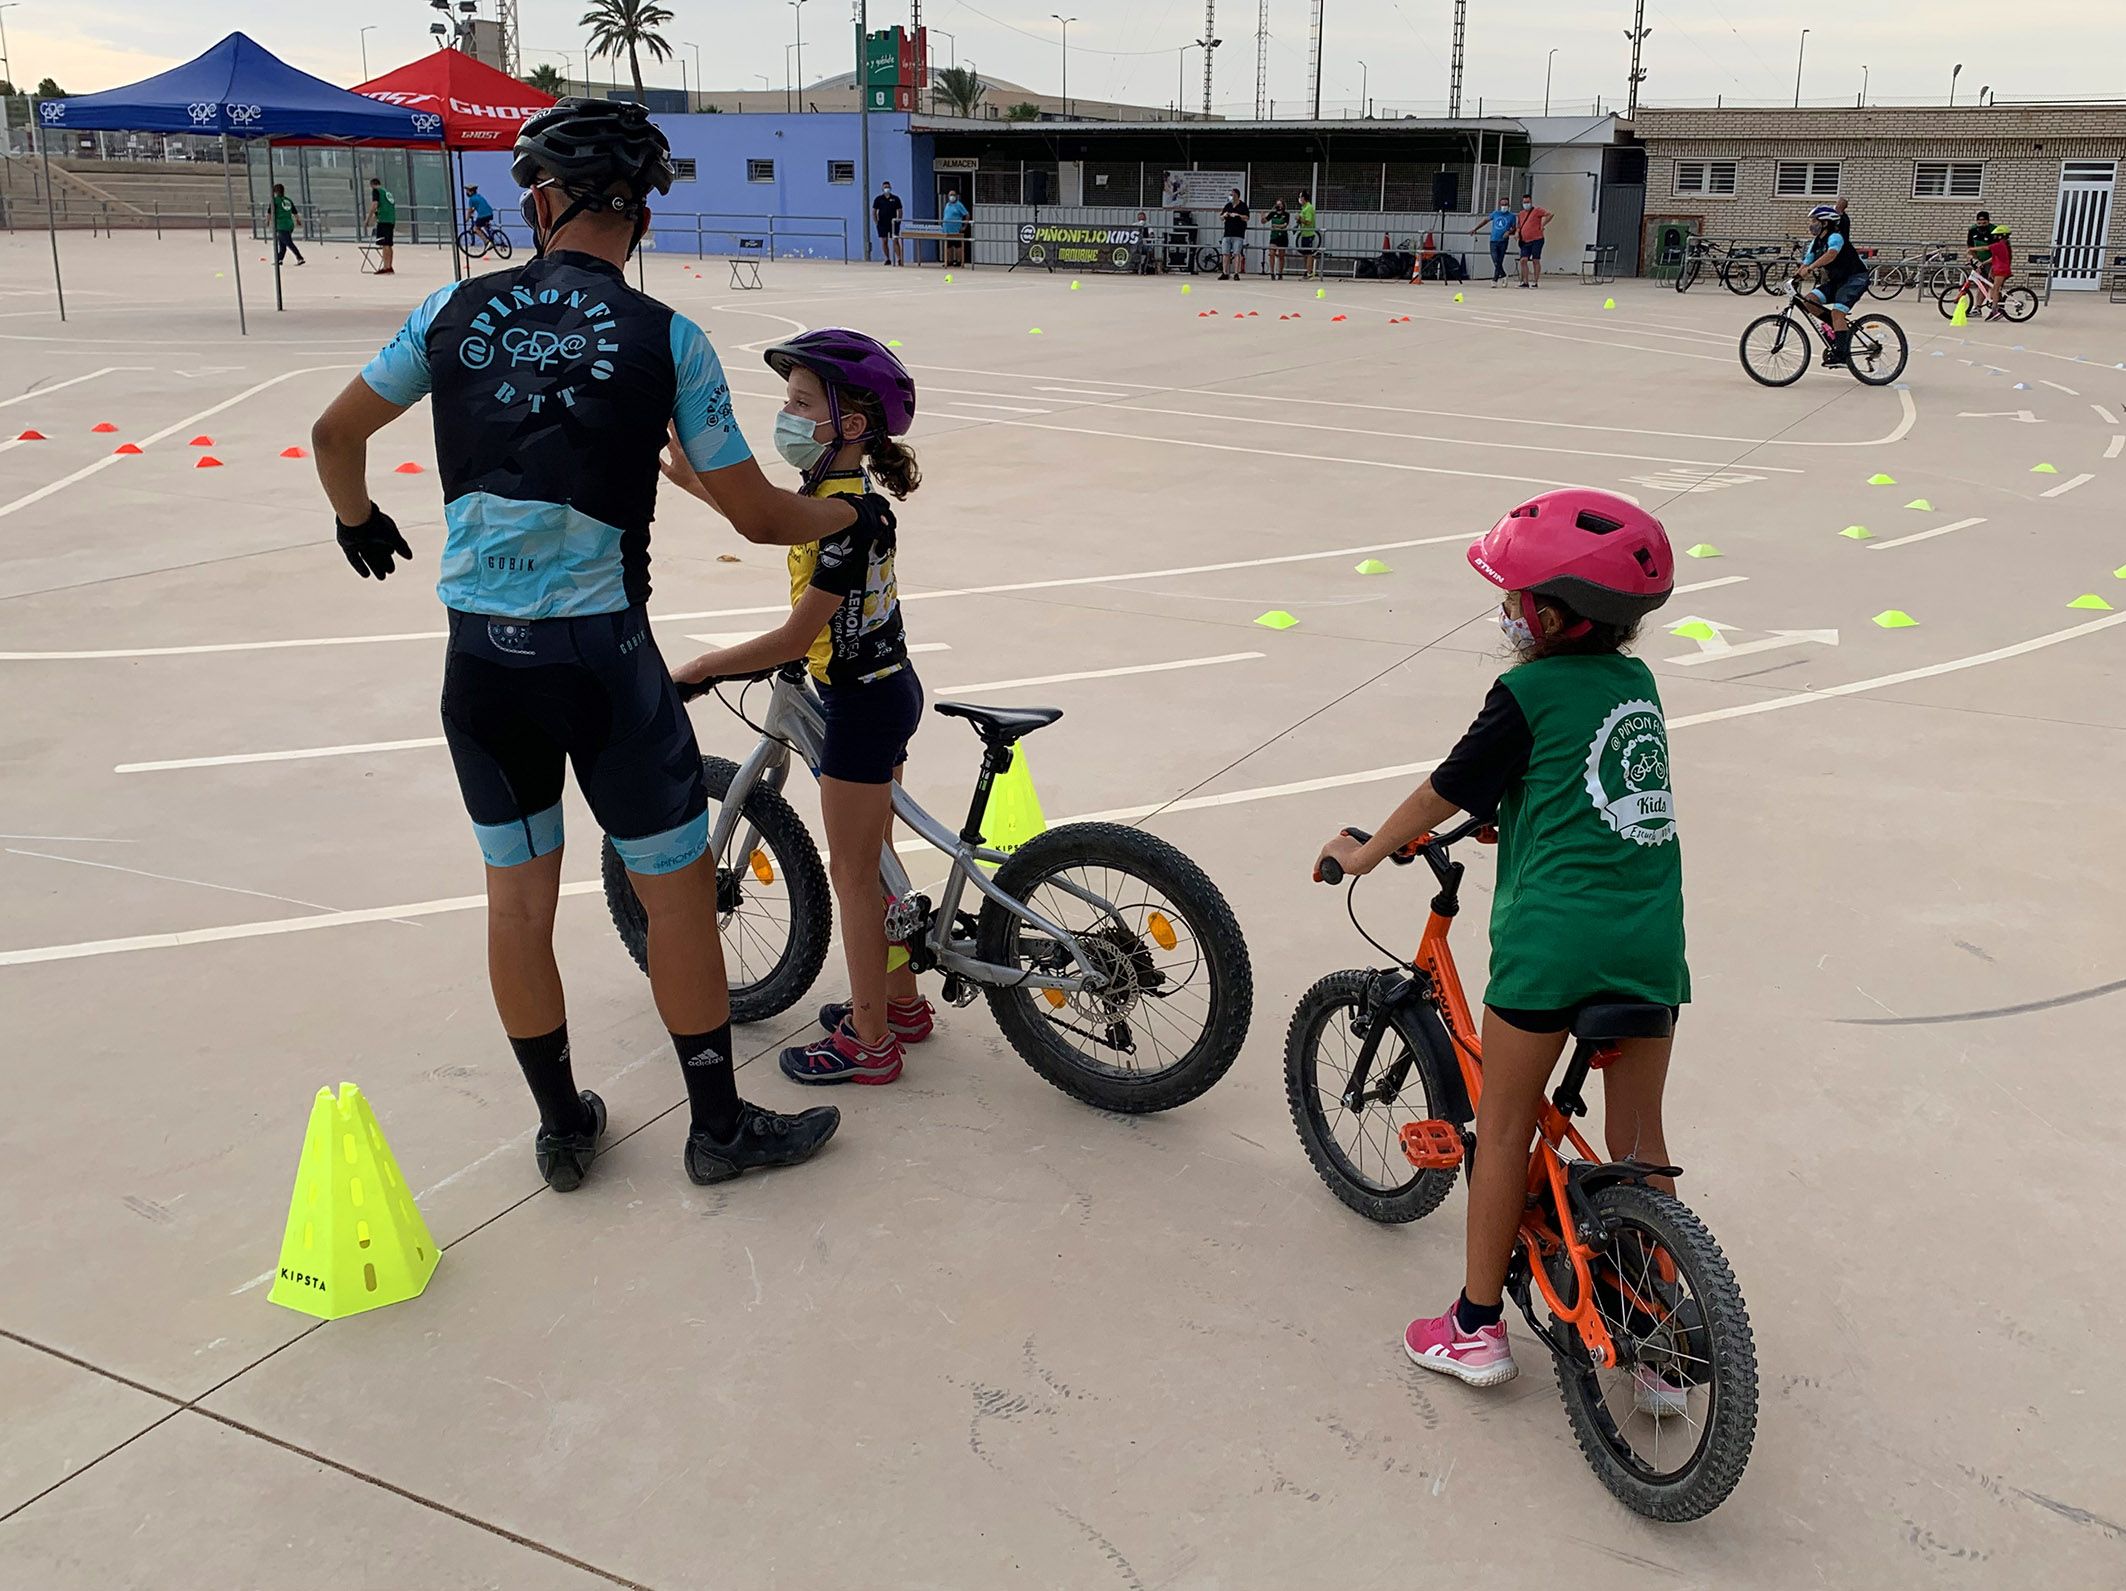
[1631,104,2125,288]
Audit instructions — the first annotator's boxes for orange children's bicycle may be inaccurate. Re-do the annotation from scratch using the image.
[1287,816,1758,1521]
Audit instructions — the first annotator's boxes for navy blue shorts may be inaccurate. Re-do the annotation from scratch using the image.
[817,667,923,785]
[1808,274,1868,311]
[440,607,708,874]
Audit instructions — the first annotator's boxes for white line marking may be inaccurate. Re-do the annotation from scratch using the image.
[116,650,1258,774]
[5,536,1467,662]
[1865,515,1986,551]
[1037,387,1132,398]
[941,400,1050,413]
[0,833,136,844]
[0,365,353,522]
[1955,410,2039,422]
[2093,405,2119,425]
[2040,472,2094,499]
[2109,435,2125,461]
[18,611,2125,968]
[1676,575,1749,594]
[1669,630,1838,667]
[682,636,952,656]
[940,651,1263,694]
[2040,380,2080,396]
[0,367,150,410]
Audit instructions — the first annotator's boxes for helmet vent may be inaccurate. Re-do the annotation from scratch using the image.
[1634,547,1660,577]
[1575,510,1624,535]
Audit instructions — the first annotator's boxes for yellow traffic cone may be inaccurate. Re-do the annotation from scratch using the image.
[268,1084,439,1321]
[978,747,1048,869]
[1949,297,1968,327]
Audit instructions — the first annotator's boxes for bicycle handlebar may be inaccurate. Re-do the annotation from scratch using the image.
[674,662,790,702]
[1315,816,1495,886]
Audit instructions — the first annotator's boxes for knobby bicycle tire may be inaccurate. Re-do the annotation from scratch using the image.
[1552,1183,1759,1522]
[1284,970,1460,1223]
[1845,313,1909,386]
[602,754,832,1025]
[1738,312,1811,387]
[976,822,1252,1113]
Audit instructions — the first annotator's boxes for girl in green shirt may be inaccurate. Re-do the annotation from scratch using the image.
[1314,488,1685,1396]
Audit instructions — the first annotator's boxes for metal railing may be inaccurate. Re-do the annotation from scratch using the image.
[641,211,852,262]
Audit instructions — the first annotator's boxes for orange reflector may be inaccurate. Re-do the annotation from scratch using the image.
[1042,988,1067,1008]
[1146,911,1177,951]
[749,850,775,884]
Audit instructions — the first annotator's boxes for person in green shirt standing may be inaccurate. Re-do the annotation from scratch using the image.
[367,175,397,276]
[1314,487,1686,1396]
[1295,190,1320,279]
[269,182,306,267]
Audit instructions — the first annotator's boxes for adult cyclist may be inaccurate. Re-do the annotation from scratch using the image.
[310,99,892,1192]
[1795,203,1867,367]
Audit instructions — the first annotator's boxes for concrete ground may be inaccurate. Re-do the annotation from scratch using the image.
[2,231,2122,1588]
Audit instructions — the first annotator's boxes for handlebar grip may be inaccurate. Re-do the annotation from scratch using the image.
[1316,855,1345,886]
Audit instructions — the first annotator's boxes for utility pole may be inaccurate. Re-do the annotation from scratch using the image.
[1254,0,1270,119]
[497,0,521,75]
[1624,0,1650,119]
[1201,1,1218,118]
[1448,0,1466,118]
[855,0,870,260]
[1308,0,1323,119]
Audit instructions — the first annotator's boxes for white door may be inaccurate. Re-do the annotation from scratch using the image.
[2049,160,2116,290]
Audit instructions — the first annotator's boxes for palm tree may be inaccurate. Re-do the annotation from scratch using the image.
[579,0,674,100]
[524,63,568,96]
[933,65,986,118]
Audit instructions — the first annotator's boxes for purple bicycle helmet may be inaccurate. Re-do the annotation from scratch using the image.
[761,328,917,437]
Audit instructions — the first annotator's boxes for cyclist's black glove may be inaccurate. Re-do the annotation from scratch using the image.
[842,492,897,541]
[336,502,413,581]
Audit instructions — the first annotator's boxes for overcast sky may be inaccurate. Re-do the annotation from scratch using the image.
[10,0,2124,118]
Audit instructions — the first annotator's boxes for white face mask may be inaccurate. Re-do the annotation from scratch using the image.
[774,410,832,471]
[1499,608,1536,648]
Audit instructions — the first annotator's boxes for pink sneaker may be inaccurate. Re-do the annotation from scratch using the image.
[1403,1302,1519,1388]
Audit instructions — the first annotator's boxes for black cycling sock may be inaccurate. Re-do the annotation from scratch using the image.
[674,1025,741,1139]
[510,1024,592,1136]
[1454,1290,1505,1334]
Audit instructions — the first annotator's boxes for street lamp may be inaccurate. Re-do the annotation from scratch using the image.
[358,24,377,79]
[1544,47,1558,116]
[685,42,702,111]
[1980,85,1993,107]
[0,3,19,154]
[1194,32,1221,119]
[1051,15,1076,118]
[1949,62,1962,106]
[790,0,808,112]
[1358,60,1368,118]
[1859,64,1868,107]
[931,29,956,68]
[1793,28,1808,108]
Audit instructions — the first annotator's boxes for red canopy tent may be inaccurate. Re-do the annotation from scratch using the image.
[350,48,555,149]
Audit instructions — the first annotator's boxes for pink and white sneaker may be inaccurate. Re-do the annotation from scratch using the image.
[1403,1302,1519,1388]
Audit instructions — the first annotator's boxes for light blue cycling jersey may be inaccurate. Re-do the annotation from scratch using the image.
[361,250,750,617]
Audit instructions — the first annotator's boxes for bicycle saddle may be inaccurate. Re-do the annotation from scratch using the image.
[1571,1003,1676,1043]
[932,700,1064,743]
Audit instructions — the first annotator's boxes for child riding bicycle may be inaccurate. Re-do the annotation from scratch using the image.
[664,330,934,1086]
[1795,203,1869,366]
[464,182,497,237]
[1313,489,1688,1401]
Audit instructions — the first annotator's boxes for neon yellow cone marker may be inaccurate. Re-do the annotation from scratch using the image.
[2031,462,2058,473]
[2067,593,2114,610]
[1254,610,1300,630]
[1872,610,1919,628]
[1839,525,1872,540]
[1683,544,1721,559]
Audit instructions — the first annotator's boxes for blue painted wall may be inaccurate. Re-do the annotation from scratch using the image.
[463,112,917,260]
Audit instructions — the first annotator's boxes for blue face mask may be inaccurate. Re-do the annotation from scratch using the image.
[774,410,832,471]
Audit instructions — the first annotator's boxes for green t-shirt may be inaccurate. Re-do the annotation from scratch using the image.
[270,194,297,232]
[1485,653,1689,1011]
[1297,201,1318,237]
[372,186,397,223]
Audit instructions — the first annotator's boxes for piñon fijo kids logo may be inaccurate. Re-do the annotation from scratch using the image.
[1584,699,1675,847]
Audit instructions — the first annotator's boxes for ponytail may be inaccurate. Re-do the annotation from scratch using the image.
[836,384,922,500]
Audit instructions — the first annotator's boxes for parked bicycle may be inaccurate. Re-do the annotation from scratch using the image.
[458,218,514,261]
[1739,281,1908,387]
[1673,237,1770,296]
[1864,244,1959,301]
[602,663,1254,1113]
[1935,263,2037,323]
[1287,818,1758,1520]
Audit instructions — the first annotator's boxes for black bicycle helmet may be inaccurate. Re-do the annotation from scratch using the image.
[511,97,675,201]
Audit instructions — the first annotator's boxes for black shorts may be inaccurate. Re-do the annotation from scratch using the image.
[440,607,708,874]
[1298,235,1319,253]
[1269,231,1290,248]
[817,667,923,784]
[1490,998,1682,1035]
[375,221,396,247]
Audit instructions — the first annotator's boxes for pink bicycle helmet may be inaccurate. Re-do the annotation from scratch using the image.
[1467,488,1674,628]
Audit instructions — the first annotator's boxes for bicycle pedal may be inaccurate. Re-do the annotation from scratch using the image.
[1399,1119,1464,1171]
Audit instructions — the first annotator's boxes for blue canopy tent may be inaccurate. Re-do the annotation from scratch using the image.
[34,32,441,331]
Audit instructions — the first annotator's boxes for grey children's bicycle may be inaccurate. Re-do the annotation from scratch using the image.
[602,662,1254,1114]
